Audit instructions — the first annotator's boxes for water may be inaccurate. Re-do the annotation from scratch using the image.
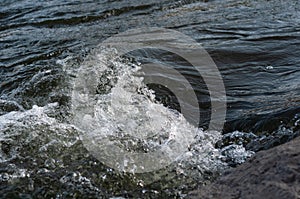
[0,0,299,198]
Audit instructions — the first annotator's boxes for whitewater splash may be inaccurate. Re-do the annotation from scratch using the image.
[0,26,255,194]
[0,29,252,194]
[0,51,254,197]
[71,27,228,174]
[0,75,226,196]
[0,103,79,163]
[71,47,227,176]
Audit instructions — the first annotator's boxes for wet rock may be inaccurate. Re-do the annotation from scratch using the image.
[189,135,300,199]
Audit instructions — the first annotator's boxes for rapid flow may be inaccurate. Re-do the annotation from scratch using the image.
[0,0,299,198]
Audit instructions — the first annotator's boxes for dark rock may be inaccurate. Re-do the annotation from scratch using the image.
[189,136,300,199]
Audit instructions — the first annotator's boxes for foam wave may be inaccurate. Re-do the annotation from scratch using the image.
[0,103,79,163]
[0,50,255,196]
[71,48,227,175]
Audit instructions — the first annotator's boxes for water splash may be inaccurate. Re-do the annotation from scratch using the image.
[71,48,228,176]
[0,48,258,197]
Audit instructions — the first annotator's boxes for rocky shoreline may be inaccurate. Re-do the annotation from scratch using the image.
[189,135,300,199]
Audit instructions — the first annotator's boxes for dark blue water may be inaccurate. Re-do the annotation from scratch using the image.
[0,0,299,198]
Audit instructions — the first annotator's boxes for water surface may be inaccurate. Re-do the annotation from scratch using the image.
[0,0,299,198]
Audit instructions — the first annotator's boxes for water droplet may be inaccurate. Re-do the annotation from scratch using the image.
[266,65,274,70]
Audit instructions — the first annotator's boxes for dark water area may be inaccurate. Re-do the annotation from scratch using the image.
[0,0,299,198]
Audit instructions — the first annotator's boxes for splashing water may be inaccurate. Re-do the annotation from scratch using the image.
[71,48,228,178]
[0,49,253,197]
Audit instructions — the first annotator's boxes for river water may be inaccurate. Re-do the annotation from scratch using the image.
[0,0,299,198]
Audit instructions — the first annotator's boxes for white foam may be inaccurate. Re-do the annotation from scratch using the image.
[0,103,79,163]
[72,48,227,175]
